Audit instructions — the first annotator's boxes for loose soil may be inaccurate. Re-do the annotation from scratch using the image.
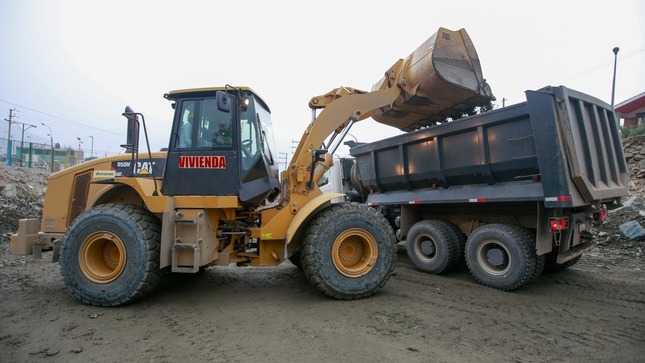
[1,161,644,362]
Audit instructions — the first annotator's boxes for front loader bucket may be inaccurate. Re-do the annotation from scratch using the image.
[372,27,495,131]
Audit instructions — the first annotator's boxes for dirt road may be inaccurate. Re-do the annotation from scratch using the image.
[1,237,643,363]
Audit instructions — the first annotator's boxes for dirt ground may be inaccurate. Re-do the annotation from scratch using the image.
[1,163,645,362]
[0,237,643,363]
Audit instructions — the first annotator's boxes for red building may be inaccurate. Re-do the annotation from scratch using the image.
[615,91,645,127]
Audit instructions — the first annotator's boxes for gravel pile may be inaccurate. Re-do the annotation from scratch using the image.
[0,165,49,235]
[623,134,645,196]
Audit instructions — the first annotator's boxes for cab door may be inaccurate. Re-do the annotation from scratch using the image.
[161,97,238,196]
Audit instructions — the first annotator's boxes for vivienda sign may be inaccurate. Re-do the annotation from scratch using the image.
[179,156,226,169]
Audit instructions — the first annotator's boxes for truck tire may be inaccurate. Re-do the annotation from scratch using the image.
[434,220,466,266]
[531,251,546,281]
[301,203,396,300]
[465,224,538,291]
[406,220,456,274]
[60,204,162,306]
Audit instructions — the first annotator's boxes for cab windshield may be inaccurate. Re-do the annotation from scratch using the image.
[240,95,277,171]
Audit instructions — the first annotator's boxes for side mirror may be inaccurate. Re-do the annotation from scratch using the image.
[216,91,232,113]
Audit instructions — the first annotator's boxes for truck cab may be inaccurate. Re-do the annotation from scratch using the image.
[162,87,280,205]
[317,155,356,202]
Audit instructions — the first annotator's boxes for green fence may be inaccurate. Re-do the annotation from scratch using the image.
[1,138,84,171]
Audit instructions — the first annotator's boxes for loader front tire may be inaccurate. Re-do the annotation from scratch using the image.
[301,203,396,300]
[60,204,162,306]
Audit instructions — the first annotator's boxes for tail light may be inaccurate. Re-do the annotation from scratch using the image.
[550,217,568,231]
[594,209,607,222]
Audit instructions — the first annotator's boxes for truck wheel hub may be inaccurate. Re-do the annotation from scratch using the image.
[486,248,508,267]
[477,240,511,275]
[420,239,436,256]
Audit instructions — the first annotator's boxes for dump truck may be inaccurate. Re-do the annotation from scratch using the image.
[11,27,495,306]
[338,85,628,290]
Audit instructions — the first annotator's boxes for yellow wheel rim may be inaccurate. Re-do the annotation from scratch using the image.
[332,228,378,277]
[79,231,127,283]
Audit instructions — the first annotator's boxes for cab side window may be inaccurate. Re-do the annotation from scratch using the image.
[199,99,233,147]
[240,118,260,170]
[177,98,233,149]
[177,101,197,148]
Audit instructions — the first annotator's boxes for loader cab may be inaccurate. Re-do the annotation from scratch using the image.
[162,87,280,205]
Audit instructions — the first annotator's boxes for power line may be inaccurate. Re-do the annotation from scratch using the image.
[0,99,123,136]
[0,100,169,147]
[566,46,645,82]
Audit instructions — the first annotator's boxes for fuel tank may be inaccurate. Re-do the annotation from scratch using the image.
[372,27,495,131]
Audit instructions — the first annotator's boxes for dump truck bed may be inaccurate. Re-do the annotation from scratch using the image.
[350,86,628,208]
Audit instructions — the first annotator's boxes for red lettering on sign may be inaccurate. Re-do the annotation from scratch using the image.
[178,156,226,169]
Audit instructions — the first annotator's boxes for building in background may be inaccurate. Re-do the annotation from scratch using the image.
[616,91,645,128]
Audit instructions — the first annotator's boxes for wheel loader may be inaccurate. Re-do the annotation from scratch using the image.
[11,27,494,306]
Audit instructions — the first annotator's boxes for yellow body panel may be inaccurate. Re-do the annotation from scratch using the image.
[284,193,344,244]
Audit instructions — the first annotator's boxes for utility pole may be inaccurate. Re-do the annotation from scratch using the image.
[89,135,94,158]
[77,137,83,164]
[16,121,36,166]
[41,122,54,172]
[611,46,620,114]
[4,108,16,166]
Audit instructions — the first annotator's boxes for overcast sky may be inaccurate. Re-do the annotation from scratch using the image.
[1,0,643,161]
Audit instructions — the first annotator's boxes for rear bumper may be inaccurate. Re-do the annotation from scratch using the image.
[11,219,63,261]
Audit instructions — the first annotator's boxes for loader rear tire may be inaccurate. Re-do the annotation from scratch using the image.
[60,204,162,306]
[301,203,396,300]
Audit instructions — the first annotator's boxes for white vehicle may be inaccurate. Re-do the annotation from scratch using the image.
[317,155,363,203]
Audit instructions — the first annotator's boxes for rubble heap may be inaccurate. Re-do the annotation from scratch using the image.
[0,165,49,235]
[622,134,645,196]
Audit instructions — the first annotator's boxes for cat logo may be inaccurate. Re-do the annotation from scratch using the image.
[133,161,155,175]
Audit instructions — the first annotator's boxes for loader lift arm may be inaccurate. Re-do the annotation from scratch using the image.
[255,86,401,245]
[258,27,494,248]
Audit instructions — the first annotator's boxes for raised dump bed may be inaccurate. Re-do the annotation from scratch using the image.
[349,85,629,291]
[352,85,628,207]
